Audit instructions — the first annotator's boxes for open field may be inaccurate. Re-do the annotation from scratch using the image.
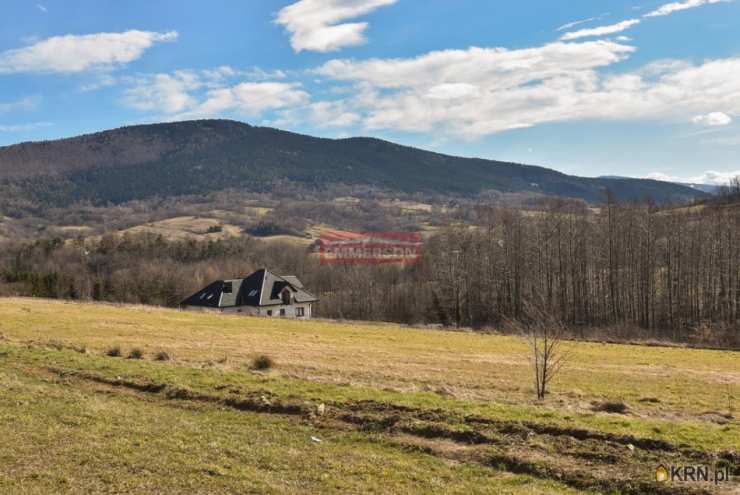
[0,297,737,494]
[118,216,242,240]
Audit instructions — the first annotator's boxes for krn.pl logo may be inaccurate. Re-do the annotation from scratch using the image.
[655,465,669,483]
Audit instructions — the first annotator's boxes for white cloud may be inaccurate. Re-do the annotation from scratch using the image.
[558,1,725,43]
[426,83,480,100]
[123,69,308,120]
[241,67,288,81]
[275,0,397,52]
[644,0,725,18]
[124,71,201,114]
[0,30,177,74]
[80,74,118,92]
[557,16,600,32]
[310,37,740,138]
[178,82,309,119]
[307,100,361,127]
[313,41,638,135]
[0,122,52,132]
[692,111,733,126]
[0,96,39,113]
[36,4,47,13]
[560,19,641,40]
[556,13,611,31]
[647,170,740,185]
[316,41,635,89]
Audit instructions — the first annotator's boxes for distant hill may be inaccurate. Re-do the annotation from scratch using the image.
[0,119,704,208]
[599,175,720,194]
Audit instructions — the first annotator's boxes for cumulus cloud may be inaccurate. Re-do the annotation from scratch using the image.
[647,170,740,185]
[560,19,641,40]
[312,41,638,135]
[307,100,361,127]
[426,83,481,100]
[316,41,635,89]
[310,38,740,138]
[124,71,201,114]
[276,0,397,52]
[0,30,177,74]
[644,0,725,18]
[692,111,733,126]
[122,68,308,120]
[177,82,309,119]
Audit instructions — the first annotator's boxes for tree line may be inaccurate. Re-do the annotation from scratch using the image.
[1,194,738,348]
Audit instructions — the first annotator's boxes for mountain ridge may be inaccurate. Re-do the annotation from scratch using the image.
[0,119,704,207]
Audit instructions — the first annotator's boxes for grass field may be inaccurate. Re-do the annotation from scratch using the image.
[0,297,737,494]
[118,216,242,240]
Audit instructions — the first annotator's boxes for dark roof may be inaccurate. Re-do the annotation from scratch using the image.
[180,269,317,308]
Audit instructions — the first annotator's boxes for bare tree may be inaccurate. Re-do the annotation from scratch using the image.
[519,308,570,400]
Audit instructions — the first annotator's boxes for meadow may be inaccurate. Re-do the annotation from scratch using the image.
[0,297,737,494]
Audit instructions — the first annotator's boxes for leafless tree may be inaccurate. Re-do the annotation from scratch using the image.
[517,307,570,400]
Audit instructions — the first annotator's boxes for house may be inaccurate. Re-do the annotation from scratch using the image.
[180,269,318,318]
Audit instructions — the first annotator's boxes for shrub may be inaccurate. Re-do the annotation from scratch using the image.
[246,222,299,238]
[106,346,122,357]
[154,351,171,361]
[251,354,274,370]
[127,348,144,360]
[592,401,629,414]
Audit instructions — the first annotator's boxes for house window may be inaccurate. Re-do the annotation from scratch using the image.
[267,310,272,316]
[296,307,305,317]
[281,289,291,305]
[279,308,286,316]
[223,282,233,294]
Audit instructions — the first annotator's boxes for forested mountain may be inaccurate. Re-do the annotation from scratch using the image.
[0,119,703,208]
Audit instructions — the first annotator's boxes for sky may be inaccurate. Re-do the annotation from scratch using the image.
[1,0,739,185]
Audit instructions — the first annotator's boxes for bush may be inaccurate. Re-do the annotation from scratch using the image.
[127,348,144,360]
[106,346,122,357]
[592,401,629,414]
[154,351,171,361]
[246,222,299,237]
[251,354,274,370]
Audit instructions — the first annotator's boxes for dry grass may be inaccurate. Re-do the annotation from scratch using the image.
[119,216,242,240]
[0,297,738,493]
[0,297,738,449]
[1,353,584,495]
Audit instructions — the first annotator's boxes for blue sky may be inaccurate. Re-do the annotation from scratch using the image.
[1,0,739,184]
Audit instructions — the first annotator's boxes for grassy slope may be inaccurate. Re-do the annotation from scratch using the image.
[0,298,737,493]
[2,352,575,494]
